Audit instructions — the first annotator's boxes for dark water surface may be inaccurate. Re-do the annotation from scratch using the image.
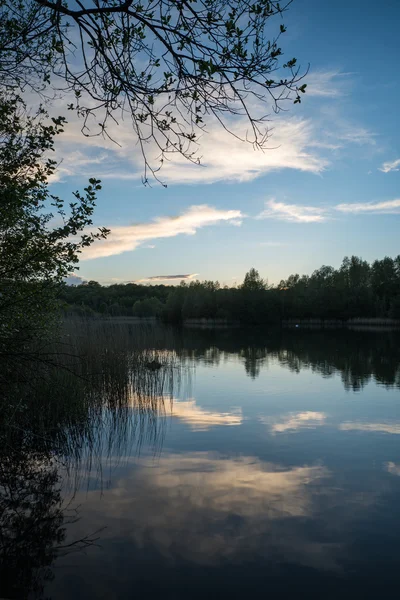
[5,326,400,599]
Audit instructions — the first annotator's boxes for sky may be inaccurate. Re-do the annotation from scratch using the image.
[51,0,400,287]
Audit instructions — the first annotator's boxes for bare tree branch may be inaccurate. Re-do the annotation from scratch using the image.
[0,0,308,180]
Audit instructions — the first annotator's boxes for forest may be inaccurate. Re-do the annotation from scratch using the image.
[59,255,400,323]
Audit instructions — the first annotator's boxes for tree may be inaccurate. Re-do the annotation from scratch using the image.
[241,267,267,291]
[132,296,163,317]
[0,92,108,380]
[0,0,307,182]
[371,257,397,316]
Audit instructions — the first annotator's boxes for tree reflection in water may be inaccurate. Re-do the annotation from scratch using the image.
[170,326,400,390]
[0,447,103,599]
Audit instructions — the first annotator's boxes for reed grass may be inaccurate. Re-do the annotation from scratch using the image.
[1,318,193,484]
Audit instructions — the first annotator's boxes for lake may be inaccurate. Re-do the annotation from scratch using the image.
[3,324,400,599]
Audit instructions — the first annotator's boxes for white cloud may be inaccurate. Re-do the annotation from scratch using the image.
[257,198,328,223]
[36,75,374,187]
[262,411,327,433]
[386,462,400,476]
[305,70,350,98]
[48,150,111,183]
[135,274,198,283]
[171,399,242,431]
[64,272,86,285]
[49,106,331,185]
[317,107,376,148]
[379,158,400,173]
[81,204,243,260]
[334,126,375,146]
[336,199,400,214]
[148,118,330,184]
[339,422,400,435]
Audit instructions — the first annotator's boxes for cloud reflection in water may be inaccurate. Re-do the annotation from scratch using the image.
[171,399,242,431]
[261,411,327,434]
[68,453,342,572]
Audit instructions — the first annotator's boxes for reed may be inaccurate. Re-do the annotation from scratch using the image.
[1,318,193,480]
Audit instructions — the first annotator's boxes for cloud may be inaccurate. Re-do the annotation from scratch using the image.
[171,399,242,431]
[305,70,350,98]
[386,462,400,476]
[336,199,400,214]
[63,272,87,285]
[48,151,111,183]
[257,198,328,223]
[379,158,400,173]
[49,105,331,185]
[148,118,330,184]
[40,75,373,187]
[81,204,243,260]
[339,422,400,434]
[262,411,327,434]
[136,274,198,283]
[334,126,375,146]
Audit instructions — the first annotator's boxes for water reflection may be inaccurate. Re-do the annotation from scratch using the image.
[47,450,400,598]
[172,398,242,430]
[167,327,400,389]
[72,322,400,390]
[0,448,101,600]
[386,462,400,476]
[0,322,190,598]
[3,323,400,598]
[339,421,400,434]
[67,454,332,567]
[261,411,327,433]
[0,451,63,599]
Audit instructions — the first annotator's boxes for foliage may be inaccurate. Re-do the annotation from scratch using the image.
[0,0,306,181]
[0,92,108,382]
[132,296,164,317]
[241,267,267,291]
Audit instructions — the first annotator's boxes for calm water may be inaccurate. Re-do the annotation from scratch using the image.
[4,327,400,599]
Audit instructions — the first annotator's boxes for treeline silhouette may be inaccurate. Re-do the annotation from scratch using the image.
[59,255,400,323]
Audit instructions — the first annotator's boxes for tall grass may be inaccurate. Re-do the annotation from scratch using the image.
[1,318,193,484]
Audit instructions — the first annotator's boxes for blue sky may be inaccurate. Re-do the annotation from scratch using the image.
[53,0,400,286]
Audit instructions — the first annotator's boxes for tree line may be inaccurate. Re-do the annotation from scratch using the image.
[59,255,400,323]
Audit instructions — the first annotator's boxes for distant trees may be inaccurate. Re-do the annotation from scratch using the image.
[370,257,399,315]
[60,256,400,324]
[278,255,400,321]
[132,297,163,318]
[241,268,268,291]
